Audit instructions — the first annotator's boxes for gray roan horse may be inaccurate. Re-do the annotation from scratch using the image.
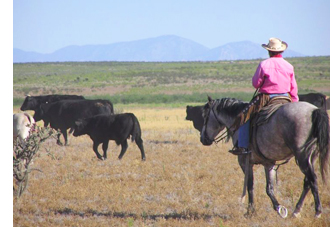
[200,96,329,218]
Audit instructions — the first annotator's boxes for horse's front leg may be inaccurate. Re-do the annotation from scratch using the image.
[265,165,288,218]
[239,156,255,217]
[246,164,255,216]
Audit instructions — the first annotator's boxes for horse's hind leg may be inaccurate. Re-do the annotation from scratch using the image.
[293,176,310,218]
[294,163,322,218]
[265,165,288,218]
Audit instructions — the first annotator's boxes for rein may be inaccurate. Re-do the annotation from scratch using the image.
[204,100,231,144]
[204,83,262,145]
[210,103,229,144]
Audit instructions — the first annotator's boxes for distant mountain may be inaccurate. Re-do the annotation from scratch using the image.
[13,49,46,63]
[13,35,304,63]
[196,40,303,60]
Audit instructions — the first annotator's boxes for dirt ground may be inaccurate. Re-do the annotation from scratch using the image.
[13,107,330,226]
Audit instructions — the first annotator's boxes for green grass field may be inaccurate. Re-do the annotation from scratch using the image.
[13,56,330,107]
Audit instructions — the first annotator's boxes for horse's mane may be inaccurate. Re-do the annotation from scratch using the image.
[215,98,248,117]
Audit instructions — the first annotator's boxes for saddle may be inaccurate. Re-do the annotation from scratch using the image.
[254,96,292,126]
[232,93,291,130]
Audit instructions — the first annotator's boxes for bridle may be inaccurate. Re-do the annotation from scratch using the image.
[202,100,230,144]
[203,84,263,145]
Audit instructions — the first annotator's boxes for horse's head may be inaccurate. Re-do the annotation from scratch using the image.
[200,96,226,146]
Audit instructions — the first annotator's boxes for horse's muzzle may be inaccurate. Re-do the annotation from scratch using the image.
[200,133,213,146]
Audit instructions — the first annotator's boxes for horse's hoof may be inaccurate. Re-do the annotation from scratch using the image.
[315,212,322,218]
[277,205,288,218]
[292,212,301,218]
[240,195,246,204]
[244,204,255,218]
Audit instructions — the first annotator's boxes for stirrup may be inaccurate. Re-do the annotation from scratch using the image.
[229,147,251,155]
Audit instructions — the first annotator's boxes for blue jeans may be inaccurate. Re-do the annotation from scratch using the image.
[238,120,250,149]
[237,93,289,149]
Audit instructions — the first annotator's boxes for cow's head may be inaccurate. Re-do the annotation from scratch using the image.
[20,95,38,111]
[185,105,193,120]
[33,103,51,122]
[33,106,44,122]
[73,119,88,137]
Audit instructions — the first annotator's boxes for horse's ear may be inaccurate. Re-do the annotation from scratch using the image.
[207,95,213,105]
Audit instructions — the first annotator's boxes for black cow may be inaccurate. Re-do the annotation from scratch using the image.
[298,93,327,110]
[20,94,86,128]
[20,94,85,111]
[34,99,114,145]
[73,113,146,161]
[185,105,204,132]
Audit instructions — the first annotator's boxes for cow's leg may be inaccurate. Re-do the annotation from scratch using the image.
[92,142,104,160]
[43,120,49,127]
[135,137,146,161]
[62,130,69,146]
[56,133,63,146]
[118,140,128,160]
[102,141,109,160]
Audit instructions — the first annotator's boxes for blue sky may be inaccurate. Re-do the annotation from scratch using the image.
[13,0,330,56]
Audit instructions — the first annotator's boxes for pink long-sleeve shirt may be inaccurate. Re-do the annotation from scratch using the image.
[252,55,299,102]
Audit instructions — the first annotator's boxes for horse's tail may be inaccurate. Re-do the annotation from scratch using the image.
[310,108,330,183]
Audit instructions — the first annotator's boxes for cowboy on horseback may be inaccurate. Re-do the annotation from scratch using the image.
[229,37,299,155]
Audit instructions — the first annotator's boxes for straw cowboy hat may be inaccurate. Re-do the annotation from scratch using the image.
[262,37,288,52]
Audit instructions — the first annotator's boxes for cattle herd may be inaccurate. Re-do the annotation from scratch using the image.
[14,94,144,161]
[14,92,329,161]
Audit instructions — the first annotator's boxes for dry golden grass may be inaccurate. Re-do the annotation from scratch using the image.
[13,107,330,226]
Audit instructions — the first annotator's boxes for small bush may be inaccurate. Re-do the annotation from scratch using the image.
[13,126,58,198]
